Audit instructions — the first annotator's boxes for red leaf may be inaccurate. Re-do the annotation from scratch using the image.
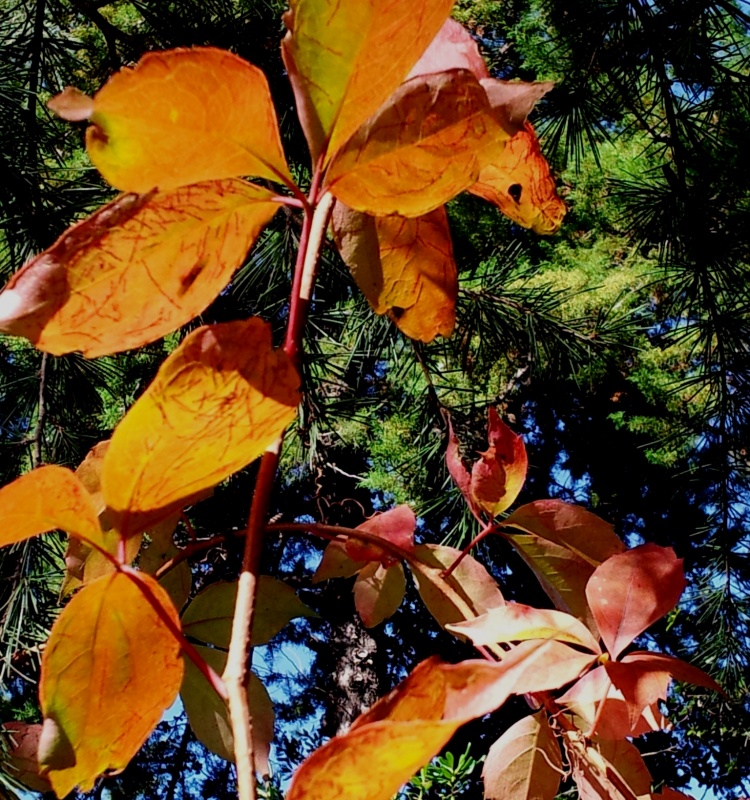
[586,544,686,659]
[445,414,479,518]
[346,504,416,566]
[407,18,490,82]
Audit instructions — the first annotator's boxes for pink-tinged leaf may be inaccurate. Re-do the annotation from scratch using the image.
[481,80,555,136]
[504,499,625,565]
[1,722,53,793]
[482,711,563,800]
[598,739,653,797]
[353,563,406,628]
[39,572,183,796]
[280,0,454,164]
[47,87,94,122]
[655,788,695,800]
[445,414,480,517]
[346,505,417,566]
[0,466,108,554]
[409,543,504,632]
[325,70,506,218]
[0,181,278,357]
[408,18,490,82]
[564,733,652,800]
[312,540,366,583]
[586,544,686,659]
[502,531,598,631]
[447,602,601,653]
[494,639,597,696]
[470,408,528,518]
[331,204,457,342]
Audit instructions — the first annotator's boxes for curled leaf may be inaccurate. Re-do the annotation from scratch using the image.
[102,319,299,537]
[0,181,278,357]
[79,47,290,192]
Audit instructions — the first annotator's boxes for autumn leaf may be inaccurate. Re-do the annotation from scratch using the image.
[0,465,108,554]
[325,70,506,218]
[281,0,453,163]
[586,544,686,659]
[407,17,491,82]
[346,504,417,565]
[482,711,563,800]
[409,543,505,631]
[102,319,299,537]
[1,722,52,793]
[181,576,316,648]
[504,499,625,565]
[353,562,407,628]
[39,572,183,797]
[312,540,366,582]
[181,645,274,774]
[447,602,601,652]
[332,203,457,341]
[469,121,566,234]
[57,48,290,192]
[0,181,278,358]
[138,514,192,612]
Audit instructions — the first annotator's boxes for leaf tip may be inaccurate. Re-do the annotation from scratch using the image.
[48,87,95,122]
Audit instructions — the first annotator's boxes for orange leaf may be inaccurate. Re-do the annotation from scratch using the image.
[75,48,290,192]
[482,711,563,800]
[586,544,685,659]
[410,543,505,631]
[102,319,299,537]
[0,181,278,357]
[502,531,599,631]
[181,645,274,774]
[504,499,625,565]
[0,466,107,554]
[407,18,491,82]
[280,0,453,163]
[447,602,601,652]
[353,563,406,628]
[470,407,528,517]
[469,121,566,234]
[325,70,506,218]
[39,572,183,796]
[1,722,53,793]
[332,204,457,341]
[346,504,417,565]
[598,739,653,797]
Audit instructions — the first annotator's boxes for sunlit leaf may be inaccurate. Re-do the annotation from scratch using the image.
[39,572,183,797]
[332,204,457,341]
[482,711,562,800]
[181,576,316,648]
[281,0,453,163]
[326,70,506,217]
[102,319,299,537]
[586,544,685,659]
[1,722,52,793]
[0,466,107,554]
[353,563,406,628]
[346,504,417,565]
[407,18,490,82]
[564,732,650,800]
[410,543,505,631]
[181,645,273,774]
[66,48,290,192]
[597,739,653,797]
[504,499,625,565]
[470,408,527,517]
[502,532,598,631]
[447,602,601,652]
[0,181,278,357]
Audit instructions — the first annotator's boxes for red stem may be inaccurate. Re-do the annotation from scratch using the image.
[443,522,498,578]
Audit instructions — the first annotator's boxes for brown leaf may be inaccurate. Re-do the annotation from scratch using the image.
[482,711,563,800]
[101,319,299,537]
[332,204,457,341]
[39,572,183,796]
[281,0,453,163]
[586,544,685,659]
[353,563,406,628]
[326,70,506,218]
[0,181,278,357]
[1,722,53,793]
[81,48,290,192]
[469,121,566,234]
[481,80,555,135]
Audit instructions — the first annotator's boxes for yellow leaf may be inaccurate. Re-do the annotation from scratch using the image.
[332,204,457,341]
[281,0,453,163]
[0,466,107,554]
[325,70,506,218]
[102,319,299,537]
[469,122,566,234]
[39,572,183,797]
[0,181,278,357]
[81,48,290,192]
